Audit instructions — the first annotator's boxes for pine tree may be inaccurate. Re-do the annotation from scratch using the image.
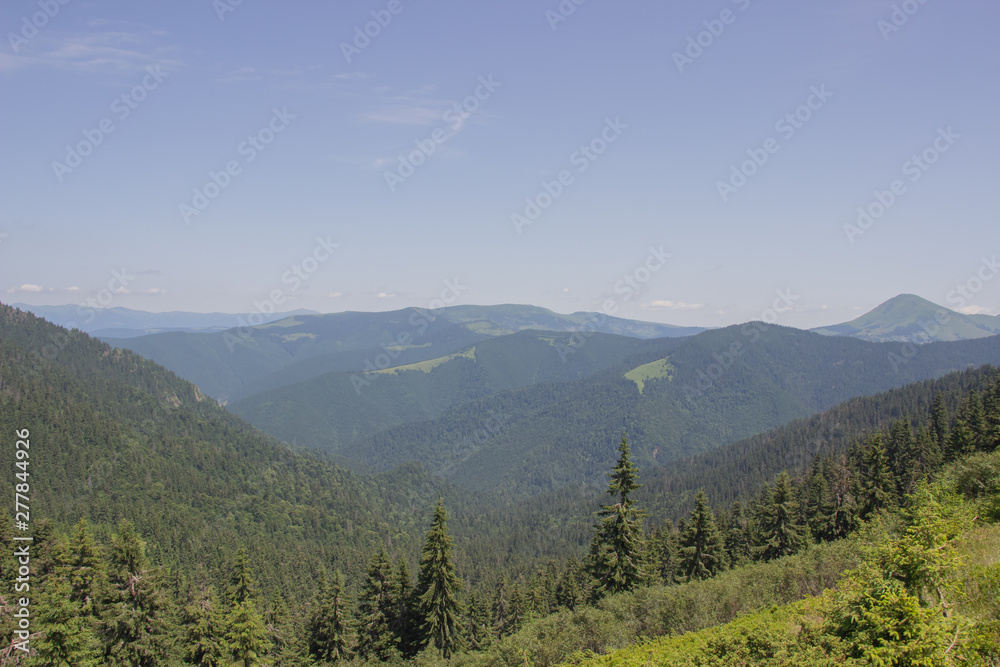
[308,569,354,663]
[416,499,465,658]
[588,435,647,596]
[677,491,726,581]
[356,549,400,661]
[755,471,806,561]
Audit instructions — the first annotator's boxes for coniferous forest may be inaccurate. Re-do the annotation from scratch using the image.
[2,300,1000,665]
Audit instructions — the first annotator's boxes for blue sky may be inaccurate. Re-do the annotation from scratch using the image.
[1,0,997,328]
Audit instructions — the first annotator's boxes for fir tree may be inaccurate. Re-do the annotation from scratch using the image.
[416,499,465,658]
[588,435,647,596]
[677,491,726,581]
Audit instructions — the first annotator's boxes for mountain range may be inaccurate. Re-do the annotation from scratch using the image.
[17,294,993,500]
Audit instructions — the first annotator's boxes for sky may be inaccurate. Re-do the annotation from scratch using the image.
[1,0,998,329]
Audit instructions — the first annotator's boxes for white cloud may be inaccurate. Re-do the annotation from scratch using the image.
[376,292,397,299]
[957,305,995,315]
[6,284,45,293]
[642,300,705,311]
[327,291,343,298]
[1,29,182,75]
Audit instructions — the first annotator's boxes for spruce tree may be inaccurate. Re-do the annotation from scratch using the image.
[98,520,171,667]
[651,519,681,582]
[356,549,400,661]
[416,498,464,658]
[181,586,228,667]
[393,556,420,657]
[464,591,495,652]
[227,598,271,667]
[308,569,354,663]
[677,491,726,581]
[34,578,101,667]
[723,504,752,568]
[588,435,647,596]
[857,433,898,520]
[755,471,806,561]
[64,518,106,618]
[224,549,271,667]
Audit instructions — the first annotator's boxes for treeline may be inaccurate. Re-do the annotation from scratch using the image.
[0,500,466,665]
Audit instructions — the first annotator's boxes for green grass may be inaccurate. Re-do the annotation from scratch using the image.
[370,346,476,375]
[254,316,302,328]
[278,332,317,341]
[623,357,674,394]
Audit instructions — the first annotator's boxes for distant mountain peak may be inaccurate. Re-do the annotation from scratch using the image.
[812,294,999,343]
